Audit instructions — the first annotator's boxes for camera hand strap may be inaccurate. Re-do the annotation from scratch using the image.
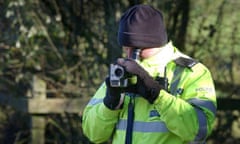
[125,48,140,144]
[125,94,135,144]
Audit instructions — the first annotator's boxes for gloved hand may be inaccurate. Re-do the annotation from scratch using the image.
[117,58,163,104]
[103,77,124,110]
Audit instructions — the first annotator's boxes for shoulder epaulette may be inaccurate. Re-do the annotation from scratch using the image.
[174,57,198,68]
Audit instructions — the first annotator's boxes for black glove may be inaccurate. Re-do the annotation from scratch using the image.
[103,77,124,110]
[117,58,163,104]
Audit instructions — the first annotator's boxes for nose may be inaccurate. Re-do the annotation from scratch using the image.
[125,47,133,58]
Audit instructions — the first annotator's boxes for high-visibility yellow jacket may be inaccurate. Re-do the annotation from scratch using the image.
[82,43,217,144]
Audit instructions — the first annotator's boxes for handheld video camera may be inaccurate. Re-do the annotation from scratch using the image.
[110,49,141,87]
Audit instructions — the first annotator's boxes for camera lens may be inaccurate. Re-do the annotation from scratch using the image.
[115,68,123,77]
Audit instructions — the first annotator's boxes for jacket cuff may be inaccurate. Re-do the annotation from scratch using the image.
[99,103,121,118]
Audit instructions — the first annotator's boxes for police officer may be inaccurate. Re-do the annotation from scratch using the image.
[82,4,217,144]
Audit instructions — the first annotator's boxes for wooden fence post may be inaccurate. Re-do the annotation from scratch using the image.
[31,115,45,144]
[0,74,89,143]
[30,76,46,144]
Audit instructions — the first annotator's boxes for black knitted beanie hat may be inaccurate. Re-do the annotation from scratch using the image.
[118,5,168,48]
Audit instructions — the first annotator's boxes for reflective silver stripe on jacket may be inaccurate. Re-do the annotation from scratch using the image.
[188,98,216,116]
[192,107,207,142]
[87,98,103,106]
[116,119,169,133]
[187,98,216,142]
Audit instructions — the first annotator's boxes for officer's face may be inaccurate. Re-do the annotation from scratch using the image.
[123,46,162,59]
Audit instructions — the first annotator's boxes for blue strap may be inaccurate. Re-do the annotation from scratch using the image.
[125,95,135,144]
[170,66,185,95]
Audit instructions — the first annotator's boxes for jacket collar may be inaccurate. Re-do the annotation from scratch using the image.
[138,42,175,76]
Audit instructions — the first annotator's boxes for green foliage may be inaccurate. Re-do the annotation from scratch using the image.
[45,114,90,144]
[186,0,240,97]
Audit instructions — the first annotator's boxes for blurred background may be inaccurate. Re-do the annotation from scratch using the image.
[0,0,240,143]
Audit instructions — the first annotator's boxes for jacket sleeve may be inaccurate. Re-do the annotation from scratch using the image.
[154,63,217,142]
[82,83,121,143]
